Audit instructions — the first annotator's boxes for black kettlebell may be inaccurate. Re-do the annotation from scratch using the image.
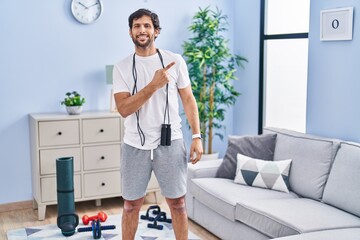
[57,212,79,236]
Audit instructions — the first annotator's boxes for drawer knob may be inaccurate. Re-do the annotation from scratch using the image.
[101,156,105,160]
[58,132,62,135]
[101,182,106,186]
[100,129,104,133]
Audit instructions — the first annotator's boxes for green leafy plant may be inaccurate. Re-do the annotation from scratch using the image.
[60,91,85,106]
[183,6,247,154]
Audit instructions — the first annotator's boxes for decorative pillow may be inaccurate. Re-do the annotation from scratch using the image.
[215,133,277,179]
[234,153,292,193]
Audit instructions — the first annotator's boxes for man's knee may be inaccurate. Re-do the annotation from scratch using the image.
[123,198,143,214]
[167,196,186,213]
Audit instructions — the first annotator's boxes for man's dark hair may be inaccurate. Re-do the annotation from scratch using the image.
[128,9,162,31]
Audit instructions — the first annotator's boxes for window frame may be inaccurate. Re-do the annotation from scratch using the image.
[258,0,309,134]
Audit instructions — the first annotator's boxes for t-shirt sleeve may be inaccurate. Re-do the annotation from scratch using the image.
[112,64,131,94]
[176,56,191,89]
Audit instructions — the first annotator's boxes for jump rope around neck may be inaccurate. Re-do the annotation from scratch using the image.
[132,49,171,147]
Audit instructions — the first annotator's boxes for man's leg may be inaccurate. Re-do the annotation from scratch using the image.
[166,196,188,240]
[122,197,145,240]
[121,144,152,239]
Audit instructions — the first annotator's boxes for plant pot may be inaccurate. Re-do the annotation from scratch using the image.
[201,152,219,161]
[66,106,82,115]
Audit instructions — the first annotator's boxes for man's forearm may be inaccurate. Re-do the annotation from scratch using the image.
[179,86,201,134]
[115,64,174,118]
[184,96,201,134]
[114,83,157,118]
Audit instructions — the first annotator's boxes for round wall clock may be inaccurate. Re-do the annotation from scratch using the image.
[71,0,103,24]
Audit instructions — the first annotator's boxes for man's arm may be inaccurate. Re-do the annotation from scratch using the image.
[114,86,155,118]
[178,85,203,164]
[114,62,175,118]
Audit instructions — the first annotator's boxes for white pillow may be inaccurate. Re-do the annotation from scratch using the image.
[234,153,292,193]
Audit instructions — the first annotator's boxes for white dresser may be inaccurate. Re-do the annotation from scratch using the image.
[29,111,160,220]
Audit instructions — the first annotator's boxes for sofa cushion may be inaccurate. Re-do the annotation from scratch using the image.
[323,142,360,217]
[215,133,277,179]
[190,178,297,221]
[192,199,271,240]
[273,228,360,240]
[235,198,360,239]
[264,127,340,201]
[234,153,292,193]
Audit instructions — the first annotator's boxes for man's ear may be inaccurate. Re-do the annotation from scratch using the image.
[155,29,160,37]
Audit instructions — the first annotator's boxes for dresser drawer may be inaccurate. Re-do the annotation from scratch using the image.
[41,175,81,202]
[84,171,121,198]
[83,144,120,171]
[82,118,120,143]
[39,148,81,175]
[38,120,80,147]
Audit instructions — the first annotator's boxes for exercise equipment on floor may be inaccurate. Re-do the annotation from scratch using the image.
[82,211,108,225]
[141,205,172,230]
[56,157,79,236]
[78,219,116,239]
[141,205,161,221]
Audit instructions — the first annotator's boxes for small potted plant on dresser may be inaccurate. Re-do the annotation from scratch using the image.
[61,91,85,115]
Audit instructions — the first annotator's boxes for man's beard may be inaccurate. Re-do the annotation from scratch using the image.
[132,34,155,49]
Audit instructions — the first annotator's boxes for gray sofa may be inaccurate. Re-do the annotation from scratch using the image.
[186,127,360,239]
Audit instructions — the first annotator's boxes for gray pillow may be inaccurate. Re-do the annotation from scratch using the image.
[215,133,277,179]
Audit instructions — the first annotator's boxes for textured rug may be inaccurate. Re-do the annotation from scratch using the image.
[7,211,200,240]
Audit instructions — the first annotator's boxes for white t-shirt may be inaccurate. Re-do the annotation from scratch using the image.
[113,49,191,150]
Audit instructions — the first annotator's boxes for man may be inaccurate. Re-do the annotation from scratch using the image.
[112,8,203,240]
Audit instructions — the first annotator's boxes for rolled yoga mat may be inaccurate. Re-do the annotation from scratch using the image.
[56,157,79,236]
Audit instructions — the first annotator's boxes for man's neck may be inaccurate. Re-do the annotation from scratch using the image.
[135,46,157,57]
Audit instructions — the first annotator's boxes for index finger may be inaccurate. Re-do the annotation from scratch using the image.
[165,61,175,70]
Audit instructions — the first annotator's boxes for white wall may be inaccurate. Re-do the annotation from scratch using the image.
[0,0,235,204]
[232,0,360,144]
[233,0,261,135]
[307,0,360,141]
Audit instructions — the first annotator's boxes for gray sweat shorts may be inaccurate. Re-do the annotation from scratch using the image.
[120,139,188,200]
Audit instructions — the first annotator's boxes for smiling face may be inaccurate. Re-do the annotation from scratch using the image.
[129,15,159,51]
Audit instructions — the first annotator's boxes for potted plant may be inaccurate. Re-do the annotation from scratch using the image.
[61,91,85,115]
[183,7,247,156]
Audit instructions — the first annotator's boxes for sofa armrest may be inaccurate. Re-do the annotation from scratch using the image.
[186,159,223,219]
[188,159,223,180]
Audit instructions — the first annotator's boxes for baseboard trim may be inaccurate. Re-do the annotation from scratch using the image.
[0,200,33,213]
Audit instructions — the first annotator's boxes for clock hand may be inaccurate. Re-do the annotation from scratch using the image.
[78,2,88,9]
[88,2,99,8]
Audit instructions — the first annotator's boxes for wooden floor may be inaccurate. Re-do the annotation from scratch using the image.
[0,195,220,240]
